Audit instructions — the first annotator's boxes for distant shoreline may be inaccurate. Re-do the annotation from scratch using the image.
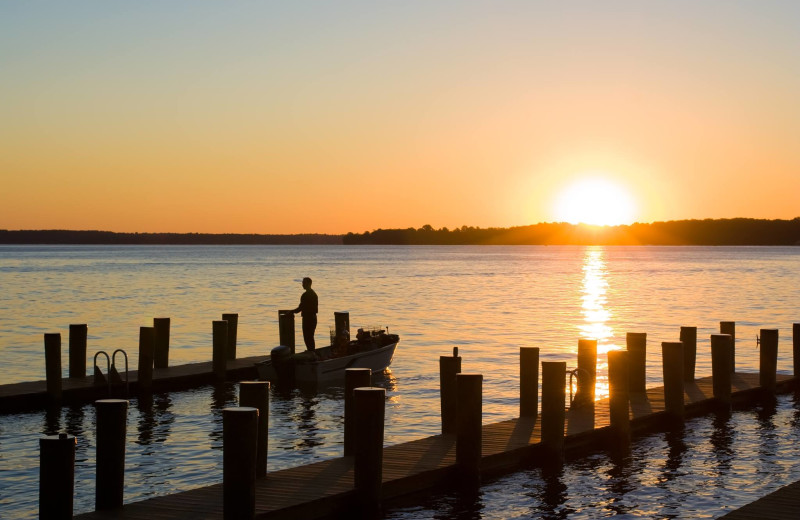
[2,218,800,246]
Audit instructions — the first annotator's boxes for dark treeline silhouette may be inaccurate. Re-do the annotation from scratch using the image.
[343,219,800,245]
[0,230,342,245]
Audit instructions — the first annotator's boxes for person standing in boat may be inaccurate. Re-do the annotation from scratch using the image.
[293,277,318,351]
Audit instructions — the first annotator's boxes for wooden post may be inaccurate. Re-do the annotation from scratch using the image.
[575,339,597,405]
[223,407,258,520]
[213,320,228,381]
[608,350,630,445]
[344,368,371,456]
[626,332,647,393]
[520,347,539,417]
[720,321,736,372]
[68,324,88,379]
[541,361,566,462]
[440,347,462,434]
[153,317,170,369]
[711,334,733,410]
[456,373,483,486]
[95,399,128,510]
[222,313,239,360]
[759,329,779,395]
[239,381,270,478]
[39,433,76,519]
[354,387,386,514]
[794,323,800,379]
[278,310,296,354]
[137,326,155,394]
[44,333,62,402]
[680,326,697,382]
[661,342,684,423]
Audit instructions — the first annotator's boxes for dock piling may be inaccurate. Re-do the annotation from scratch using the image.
[759,329,779,395]
[456,373,483,486]
[354,387,386,514]
[153,318,170,369]
[662,342,685,423]
[39,432,76,519]
[541,361,567,463]
[626,332,647,393]
[439,348,462,434]
[69,324,88,379]
[137,327,155,394]
[711,334,733,410]
[44,333,62,402]
[222,313,238,360]
[223,407,258,520]
[239,382,270,478]
[575,339,597,405]
[95,399,128,510]
[344,368,372,456]
[720,321,736,372]
[608,350,631,445]
[680,326,698,381]
[212,320,228,381]
[278,310,296,355]
[520,347,539,417]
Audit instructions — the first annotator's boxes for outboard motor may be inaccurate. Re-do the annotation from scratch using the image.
[270,345,295,388]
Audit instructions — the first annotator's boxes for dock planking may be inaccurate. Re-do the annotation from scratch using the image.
[72,372,795,519]
[0,355,269,413]
[718,478,800,519]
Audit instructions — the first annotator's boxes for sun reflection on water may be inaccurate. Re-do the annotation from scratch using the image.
[580,247,618,400]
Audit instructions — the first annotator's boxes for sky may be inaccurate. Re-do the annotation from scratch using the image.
[1,1,799,234]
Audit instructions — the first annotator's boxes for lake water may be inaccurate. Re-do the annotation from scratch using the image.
[1,245,799,518]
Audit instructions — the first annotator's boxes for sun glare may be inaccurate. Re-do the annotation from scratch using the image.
[553,177,637,226]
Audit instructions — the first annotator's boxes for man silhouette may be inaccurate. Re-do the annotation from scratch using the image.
[293,277,318,351]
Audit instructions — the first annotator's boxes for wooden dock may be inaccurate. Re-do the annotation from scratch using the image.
[719,478,800,519]
[71,372,795,519]
[0,355,268,413]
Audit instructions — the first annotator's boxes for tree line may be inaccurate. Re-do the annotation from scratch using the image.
[343,219,800,245]
[0,230,342,245]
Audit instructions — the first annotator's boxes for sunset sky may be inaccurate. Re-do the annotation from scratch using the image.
[2,1,799,234]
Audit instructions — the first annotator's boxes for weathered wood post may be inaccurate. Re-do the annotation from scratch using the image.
[153,317,170,369]
[354,387,386,515]
[222,313,239,360]
[456,373,483,486]
[278,310,296,354]
[239,381,270,478]
[759,328,779,395]
[541,361,566,463]
[223,407,258,520]
[626,332,647,393]
[720,321,736,372]
[137,326,155,394]
[69,324,88,379]
[575,339,597,405]
[608,350,630,445]
[794,323,800,379]
[95,399,128,510]
[440,347,461,434]
[520,347,539,417]
[345,368,372,456]
[680,326,697,382]
[44,333,62,402]
[711,334,733,410]
[213,320,228,381]
[661,342,685,423]
[39,432,76,519]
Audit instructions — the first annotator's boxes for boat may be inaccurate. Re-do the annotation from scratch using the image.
[255,326,399,386]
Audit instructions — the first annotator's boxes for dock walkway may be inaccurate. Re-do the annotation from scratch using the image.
[73,373,794,519]
[719,478,800,520]
[0,355,267,413]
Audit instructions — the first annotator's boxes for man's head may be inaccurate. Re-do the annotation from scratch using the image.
[302,277,312,289]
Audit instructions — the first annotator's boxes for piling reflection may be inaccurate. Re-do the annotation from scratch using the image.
[756,397,779,474]
[529,464,570,519]
[43,405,61,435]
[136,393,175,447]
[660,428,687,485]
[209,383,237,447]
[711,412,734,473]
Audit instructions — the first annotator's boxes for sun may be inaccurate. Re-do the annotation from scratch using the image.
[553,177,637,226]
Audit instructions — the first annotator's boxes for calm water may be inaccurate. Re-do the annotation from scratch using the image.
[1,245,799,518]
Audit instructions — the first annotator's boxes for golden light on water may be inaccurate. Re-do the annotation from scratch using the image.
[580,247,617,400]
